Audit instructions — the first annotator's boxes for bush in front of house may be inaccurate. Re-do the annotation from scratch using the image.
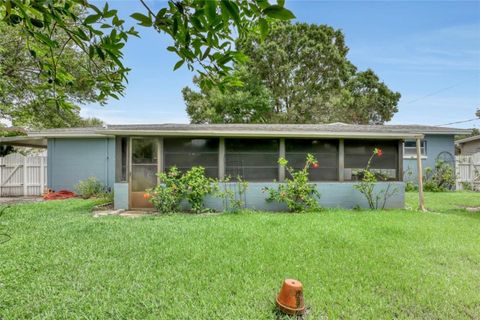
[146,167,183,213]
[180,166,218,213]
[146,166,217,214]
[354,148,398,209]
[404,160,456,192]
[74,177,108,199]
[263,154,321,212]
[423,160,455,192]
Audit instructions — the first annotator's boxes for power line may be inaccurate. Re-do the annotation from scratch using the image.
[437,118,479,126]
[405,81,465,104]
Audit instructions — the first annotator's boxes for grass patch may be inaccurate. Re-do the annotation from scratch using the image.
[0,193,479,318]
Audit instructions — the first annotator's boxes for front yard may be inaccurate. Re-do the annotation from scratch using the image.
[1,192,479,319]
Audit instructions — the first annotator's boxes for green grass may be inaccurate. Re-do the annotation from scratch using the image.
[1,193,479,319]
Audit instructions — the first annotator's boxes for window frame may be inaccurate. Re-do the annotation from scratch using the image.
[403,139,427,159]
[163,137,220,178]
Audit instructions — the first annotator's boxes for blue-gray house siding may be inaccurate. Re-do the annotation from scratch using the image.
[47,138,115,192]
[403,134,455,180]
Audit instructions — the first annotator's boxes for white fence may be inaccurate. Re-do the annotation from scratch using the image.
[0,153,47,196]
[456,152,480,191]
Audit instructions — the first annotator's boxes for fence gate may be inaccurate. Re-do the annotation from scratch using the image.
[456,152,480,191]
[0,153,47,197]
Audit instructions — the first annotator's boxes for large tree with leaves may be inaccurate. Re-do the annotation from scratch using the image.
[0,20,106,128]
[185,22,401,124]
[0,0,295,128]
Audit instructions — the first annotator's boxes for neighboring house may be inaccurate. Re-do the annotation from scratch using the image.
[456,135,480,155]
[0,124,469,211]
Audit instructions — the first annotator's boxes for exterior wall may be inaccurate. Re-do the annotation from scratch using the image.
[458,140,480,155]
[117,181,404,211]
[47,138,115,191]
[403,134,455,181]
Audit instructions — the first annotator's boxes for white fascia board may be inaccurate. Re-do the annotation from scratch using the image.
[95,129,423,140]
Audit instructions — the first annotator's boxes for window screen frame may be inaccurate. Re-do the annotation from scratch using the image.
[163,137,220,178]
[343,139,400,181]
[225,138,280,182]
[284,138,339,182]
[403,139,427,158]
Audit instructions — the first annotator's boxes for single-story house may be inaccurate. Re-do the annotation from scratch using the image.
[456,135,480,155]
[0,124,470,210]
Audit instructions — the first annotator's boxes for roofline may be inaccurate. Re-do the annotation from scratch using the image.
[422,130,472,135]
[455,135,480,144]
[0,136,47,148]
[94,129,423,139]
[28,132,114,138]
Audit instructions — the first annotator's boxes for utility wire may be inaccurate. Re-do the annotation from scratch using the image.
[406,81,465,104]
[437,118,479,126]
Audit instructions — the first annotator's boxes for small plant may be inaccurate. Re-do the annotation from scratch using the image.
[180,166,218,213]
[74,177,107,199]
[405,181,417,192]
[354,148,398,209]
[146,166,217,214]
[146,167,183,213]
[263,154,321,212]
[218,175,249,212]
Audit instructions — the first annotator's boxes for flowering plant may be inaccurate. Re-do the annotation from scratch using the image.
[353,148,398,209]
[263,153,321,212]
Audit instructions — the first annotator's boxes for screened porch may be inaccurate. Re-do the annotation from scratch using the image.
[115,137,403,209]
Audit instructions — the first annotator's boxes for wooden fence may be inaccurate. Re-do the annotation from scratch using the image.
[456,152,480,191]
[0,153,47,197]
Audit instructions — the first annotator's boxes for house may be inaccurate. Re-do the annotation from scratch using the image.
[401,126,469,181]
[455,135,480,155]
[0,124,470,210]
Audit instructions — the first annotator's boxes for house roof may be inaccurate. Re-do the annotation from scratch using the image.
[24,123,470,139]
[455,134,480,144]
[0,124,470,148]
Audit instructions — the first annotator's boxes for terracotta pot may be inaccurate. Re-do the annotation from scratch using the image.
[276,279,305,315]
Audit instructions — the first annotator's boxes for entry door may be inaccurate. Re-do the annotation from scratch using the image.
[130,138,158,208]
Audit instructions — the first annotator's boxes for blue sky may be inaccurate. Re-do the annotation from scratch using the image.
[83,1,480,128]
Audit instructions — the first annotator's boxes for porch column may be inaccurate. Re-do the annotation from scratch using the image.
[279,138,285,182]
[218,137,225,180]
[338,139,344,182]
[416,137,426,211]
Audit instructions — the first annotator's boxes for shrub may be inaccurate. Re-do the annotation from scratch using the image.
[146,167,183,213]
[423,160,455,192]
[263,154,321,212]
[74,177,107,199]
[180,166,218,213]
[218,175,249,212]
[353,148,398,209]
[146,166,217,214]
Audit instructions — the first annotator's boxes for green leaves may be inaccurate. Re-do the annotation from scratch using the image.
[263,5,296,20]
[173,59,185,71]
[130,12,152,27]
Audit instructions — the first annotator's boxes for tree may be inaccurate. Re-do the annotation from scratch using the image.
[185,22,401,124]
[0,20,104,128]
[183,66,274,123]
[0,0,295,119]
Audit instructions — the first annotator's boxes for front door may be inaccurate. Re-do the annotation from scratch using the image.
[130,138,158,209]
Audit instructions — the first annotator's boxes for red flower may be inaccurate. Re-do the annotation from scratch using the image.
[311,163,319,169]
[374,148,383,157]
[143,193,151,200]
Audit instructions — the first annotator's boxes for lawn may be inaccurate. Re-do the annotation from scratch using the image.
[1,193,479,319]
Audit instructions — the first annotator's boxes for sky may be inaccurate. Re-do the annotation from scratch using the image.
[83,0,480,129]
